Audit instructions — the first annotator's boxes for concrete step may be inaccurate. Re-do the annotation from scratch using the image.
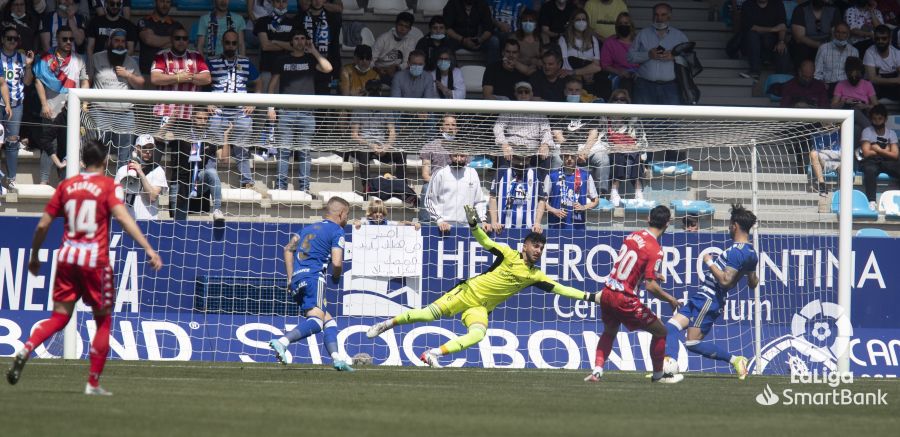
[698,84,752,98]
[698,95,773,107]
[692,171,808,184]
[701,188,822,205]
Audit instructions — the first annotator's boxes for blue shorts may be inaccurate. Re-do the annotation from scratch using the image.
[290,275,325,311]
[678,292,723,335]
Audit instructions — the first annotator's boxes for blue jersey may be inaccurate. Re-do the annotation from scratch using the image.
[208,56,259,94]
[700,242,758,300]
[490,167,541,229]
[291,220,345,281]
[1,51,26,107]
[543,168,597,227]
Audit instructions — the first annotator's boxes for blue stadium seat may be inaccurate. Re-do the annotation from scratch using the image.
[176,0,213,11]
[594,197,615,212]
[764,74,794,102]
[856,228,890,237]
[621,199,659,214]
[131,0,155,9]
[650,161,693,176]
[783,1,799,26]
[877,190,900,219]
[671,200,715,216]
[468,156,493,169]
[809,164,839,181]
[831,189,878,220]
[853,170,893,181]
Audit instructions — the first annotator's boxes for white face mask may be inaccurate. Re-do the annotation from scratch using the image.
[431,33,445,40]
[111,48,128,55]
[566,94,581,102]
[574,20,588,32]
[409,64,424,76]
[355,64,370,73]
[437,59,451,71]
[11,12,25,20]
[653,21,669,31]
[273,7,288,15]
[442,132,455,141]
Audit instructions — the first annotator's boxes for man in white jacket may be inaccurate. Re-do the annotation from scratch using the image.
[424,148,487,233]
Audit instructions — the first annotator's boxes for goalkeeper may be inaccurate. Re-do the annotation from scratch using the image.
[366,205,599,367]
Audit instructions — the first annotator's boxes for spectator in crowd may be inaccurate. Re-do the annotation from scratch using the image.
[530,50,567,101]
[268,28,332,193]
[299,0,341,95]
[443,0,495,60]
[34,26,87,185]
[246,0,273,48]
[115,134,167,220]
[150,27,211,125]
[846,0,882,54]
[780,59,830,108]
[482,38,529,99]
[339,44,378,96]
[682,214,698,231]
[208,29,261,189]
[197,0,247,59]
[602,88,647,206]
[425,146,488,233]
[40,0,86,53]
[740,0,791,80]
[809,130,842,196]
[515,8,542,72]
[584,0,628,42]
[790,0,839,64]
[431,48,465,99]
[562,73,599,102]
[833,56,876,141]
[0,25,32,193]
[85,0,136,61]
[559,9,607,98]
[391,50,438,98]
[815,22,858,95]
[419,114,455,220]
[416,15,454,71]
[91,0,131,19]
[600,11,637,94]
[138,0,181,78]
[372,12,423,81]
[877,0,900,26]
[168,109,225,221]
[864,24,900,100]
[533,144,599,232]
[487,155,541,232]
[489,0,528,43]
[859,104,900,209]
[254,0,295,93]
[493,81,553,171]
[628,3,688,105]
[353,198,420,228]
[3,0,41,52]
[538,0,575,45]
[552,77,602,177]
[89,28,143,165]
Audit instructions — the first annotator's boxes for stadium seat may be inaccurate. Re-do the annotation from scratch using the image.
[763,74,793,102]
[369,0,410,14]
[341,27,375,52]
[174,0,256,12]
[878,190,900,219]
[830,189,878,220]
[417,0,448,15]
[650,161,693,176]
[342,0,365,14]
[461,65,485,94]
[131,0,155,9]
[468,156,493,168]
[269,190,314,204]
[594,197,615,212]
[319,191,364,204]
[222,188,263,203]
[621,198,659,214]
[783,1,798,25]
[671,200,715,216]
[856,228,890,237]
[853,170,893,181]
[808,164,839,182]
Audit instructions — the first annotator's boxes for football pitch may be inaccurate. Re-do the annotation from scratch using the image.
[2,360,898,437]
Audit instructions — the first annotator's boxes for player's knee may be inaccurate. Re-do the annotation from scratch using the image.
[468,324,487,341]
[684,340,701,353]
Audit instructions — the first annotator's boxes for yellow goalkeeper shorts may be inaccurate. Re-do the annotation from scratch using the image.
[431,283,490,328]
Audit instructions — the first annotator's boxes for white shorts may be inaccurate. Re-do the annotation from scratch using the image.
[816,150,841,173]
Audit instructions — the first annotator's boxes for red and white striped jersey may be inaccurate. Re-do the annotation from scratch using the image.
[151,49,210,119]
[44,173,124,269]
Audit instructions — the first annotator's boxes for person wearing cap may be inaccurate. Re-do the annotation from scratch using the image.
[424,144,487,233]
[114,134,167,220]
[254,0,296,94]
[493,80,553,174]
[89,27,144,165]
[533,143,599,233]
[339,44,379,96]
[85,0,137,59]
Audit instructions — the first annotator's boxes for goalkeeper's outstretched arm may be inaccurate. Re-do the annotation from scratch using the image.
[465,204,500,252]
[534,280,598,303]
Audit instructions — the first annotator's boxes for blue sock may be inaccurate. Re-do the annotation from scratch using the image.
[323,319,339,357]
[665,321,683,359]
[284,316,323,343]
[685,340,733,363]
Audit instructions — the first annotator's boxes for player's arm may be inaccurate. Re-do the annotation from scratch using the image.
[645,278,681,311]
[534,280,597,302]
[703,253,739,289]
[111,204,163,270]
[330,247,343,284]
[283,233,300,287]
[27,212,55,275]
[465,205,500,251]
[747,271,760,290]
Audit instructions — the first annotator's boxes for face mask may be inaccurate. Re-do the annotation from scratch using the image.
[574,20,588,32]
[522,21,536,33]
[442,133,455,141]
[355,64,370,73]
[615,25,631,37]
[273,7,288,15]
[58,4,68,14]
[223,48,237,58]
[409,64,424,76]
[437,60,451,71]
[11,12,25,20]
[566,94,581,102]
[833,39,848,48]
[111,48,127,55]
[653,21,669,31]
[431,33,445,41]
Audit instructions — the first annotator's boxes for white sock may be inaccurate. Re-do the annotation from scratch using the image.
[277,337,290,347]
[635,189,643,198]
[331,352,341,362]
[592,366,603,376]
[428,348,443,356]
[610,188,619,196]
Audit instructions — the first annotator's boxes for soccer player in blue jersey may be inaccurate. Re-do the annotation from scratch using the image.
[665,204,760,379]
[268,196,354,371]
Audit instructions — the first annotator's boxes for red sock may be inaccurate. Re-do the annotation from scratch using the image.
[594,332,615,368]
[88,314,111,387]
[651,335,666,372]
[23,312,71,356]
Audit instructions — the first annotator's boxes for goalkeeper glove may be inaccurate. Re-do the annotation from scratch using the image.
[464,205,481,228]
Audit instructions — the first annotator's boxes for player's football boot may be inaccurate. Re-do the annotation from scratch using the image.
[6,351,27,385]
[419,351,442,368]
[731,355,749,380]
[84,383,113,396]
[651,373,684,384]
[333,359,355,372]
[584,367,603,382]
[366,321,392,339]
[269,340,288,365]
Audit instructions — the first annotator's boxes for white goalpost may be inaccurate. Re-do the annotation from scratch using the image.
[60,88,855,375]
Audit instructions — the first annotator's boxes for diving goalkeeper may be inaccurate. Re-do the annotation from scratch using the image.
[366,205,598,367]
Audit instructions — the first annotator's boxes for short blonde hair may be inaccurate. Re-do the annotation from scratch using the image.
[366,198,387,217]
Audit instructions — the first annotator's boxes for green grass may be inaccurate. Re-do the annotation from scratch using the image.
[2,360,898,437]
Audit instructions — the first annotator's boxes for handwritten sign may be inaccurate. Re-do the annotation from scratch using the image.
[352,226,423,277]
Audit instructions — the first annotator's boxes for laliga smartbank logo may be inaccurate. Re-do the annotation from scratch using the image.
[755,371,888,407]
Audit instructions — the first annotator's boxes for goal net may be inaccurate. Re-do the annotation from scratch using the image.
[59,90,854,375]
